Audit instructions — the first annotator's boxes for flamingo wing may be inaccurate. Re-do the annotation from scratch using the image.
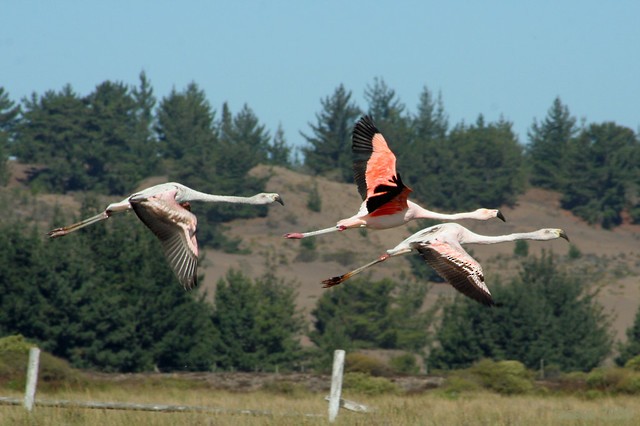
[352,115,411,214]
[130,191,199,290]
[413,240,494,306]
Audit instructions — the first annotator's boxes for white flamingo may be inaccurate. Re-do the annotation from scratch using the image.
[48,182,283,289]
[285,115,504,239]
[321,223,569,306]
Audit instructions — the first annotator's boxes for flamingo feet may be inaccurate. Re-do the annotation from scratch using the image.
[283,233,304,239]
[322,276,345,288]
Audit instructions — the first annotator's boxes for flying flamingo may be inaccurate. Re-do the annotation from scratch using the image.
[321,223,569,306]
[284,115,504,239]
[48,182,284,289]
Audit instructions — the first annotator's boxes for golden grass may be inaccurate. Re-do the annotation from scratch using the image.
[3,386,640,426]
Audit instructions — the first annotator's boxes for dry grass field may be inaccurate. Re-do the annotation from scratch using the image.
[2,386,640,425]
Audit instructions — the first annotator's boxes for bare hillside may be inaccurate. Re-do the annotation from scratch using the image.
[14,163,640,344]
[201,166,640,344]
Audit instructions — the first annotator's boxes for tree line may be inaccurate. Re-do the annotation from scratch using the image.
[2,75,638,228]
[1,74,639,373]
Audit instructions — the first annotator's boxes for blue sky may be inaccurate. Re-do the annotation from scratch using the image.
[3,1,639,148]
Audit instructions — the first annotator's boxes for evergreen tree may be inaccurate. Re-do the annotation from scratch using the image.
[14,86,88,192]
[403,87,450,208]
[561,122,638,228]
[301,84,361,182]
[156,82,217,166]
[268,124,292,167]
[212,269,303,371]
[616,306,640,366]
[0,205,219,372]
[311,277,434,365]
[130,71,159,178]
[0,88,20,185]
[83,80,142,194]
[527,97,577,189]
[430,253,611,372]
[425,116,525,211]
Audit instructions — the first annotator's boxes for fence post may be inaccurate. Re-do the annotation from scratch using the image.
[24,347,41,412]
[328,349,345,423]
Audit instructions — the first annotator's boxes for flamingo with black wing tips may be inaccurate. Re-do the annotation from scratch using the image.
[321,223,569,306]
[284,115,505,239]
[48,182,284,289]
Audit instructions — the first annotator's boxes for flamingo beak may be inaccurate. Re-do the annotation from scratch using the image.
[559,229,569,241]
[497,210,506,222]
[275,195,284,206]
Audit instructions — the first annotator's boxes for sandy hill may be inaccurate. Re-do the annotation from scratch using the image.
[10,162,640,344]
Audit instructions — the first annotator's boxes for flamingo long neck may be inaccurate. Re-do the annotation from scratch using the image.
[461,230,549,245]
[184,189,263,204]
[410,202,478,221]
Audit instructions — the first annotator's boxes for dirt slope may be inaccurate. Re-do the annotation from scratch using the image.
[200,166,640,344]
[15,163,640,344]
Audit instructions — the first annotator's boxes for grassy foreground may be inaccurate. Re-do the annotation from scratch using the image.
[2,386,640,426]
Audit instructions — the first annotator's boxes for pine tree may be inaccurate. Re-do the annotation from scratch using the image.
[430,253,611,372]
[0,87,20,185]
[301,84,361,182]
[616,307,640,366]
[527,97,577,189]
[14,86,88,192]
[211,269,304,371]
[268,124,292,167]
[561,122,638,228]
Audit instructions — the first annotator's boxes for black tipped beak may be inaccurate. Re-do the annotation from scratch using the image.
[275,196,284,206]
[497,210,506,222]
[559,230,569,242]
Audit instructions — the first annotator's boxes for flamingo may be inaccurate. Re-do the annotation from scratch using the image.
[48,182,284,289]
[284,115,505,239]
[321,223,569,306]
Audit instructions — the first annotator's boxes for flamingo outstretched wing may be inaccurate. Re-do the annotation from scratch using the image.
[130,191,199,290]
[352,115,412,214]
[413,240,494,306]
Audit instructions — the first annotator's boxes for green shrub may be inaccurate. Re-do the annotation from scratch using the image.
[514,240,529,257]
[0,334,85,391]
[468,359,534,395]
[389,353,420,375]
[342,372,399,395]
[586,367,640,394]
[624,355,640,371]
[345,352,393,377]
[440,373,481,395]
[306,182,322,212]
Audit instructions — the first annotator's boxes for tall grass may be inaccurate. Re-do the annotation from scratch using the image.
[3,386,640,425]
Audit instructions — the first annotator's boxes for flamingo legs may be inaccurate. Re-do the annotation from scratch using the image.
[47,200,132,238]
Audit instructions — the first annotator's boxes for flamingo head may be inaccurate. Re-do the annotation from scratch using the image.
[255,193,284,205]
[544,228,569,242]
[474,208,506,222]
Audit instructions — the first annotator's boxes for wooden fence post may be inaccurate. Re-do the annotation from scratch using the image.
[328,349,345,423]
[24,347,41,412]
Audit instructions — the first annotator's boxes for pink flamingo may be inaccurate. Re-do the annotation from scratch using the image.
[285,115,504,239]
[321,223,569,306]
[48,182,283,289]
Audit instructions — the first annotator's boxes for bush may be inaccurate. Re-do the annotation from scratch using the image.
[586,367,640,394]
[389,353,420,375]
[345,352,393,377]
[440,374,481,396]
[468,359,534,395]
[0,335,85,391]
[342,372,399,395]
[625,355,640,371]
